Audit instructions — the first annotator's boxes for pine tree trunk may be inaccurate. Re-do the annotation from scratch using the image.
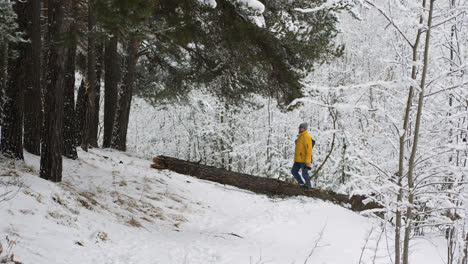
[0,40,7,125]
[63,6,78,160]
[103,36,119,148]
[40,0,69,182]
[81,0,97,151]
[75,78,86,146]
[90,42,103,147]
[111,38,138,151]
[23,0,42,156]
[402,1,434,263]
[0,1,28,160]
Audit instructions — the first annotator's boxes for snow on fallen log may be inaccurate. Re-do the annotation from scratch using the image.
[151,156,382,213]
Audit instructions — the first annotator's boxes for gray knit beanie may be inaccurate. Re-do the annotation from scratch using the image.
[299,122,308,130]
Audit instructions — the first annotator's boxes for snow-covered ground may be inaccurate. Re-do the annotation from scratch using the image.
[1,149,446,264]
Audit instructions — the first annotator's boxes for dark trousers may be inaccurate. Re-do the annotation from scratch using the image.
[291,162,311,187]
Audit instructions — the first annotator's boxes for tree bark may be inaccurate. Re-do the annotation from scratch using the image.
[402,1,434,263]
[152,156,383,212]
[82,0,97,151]
[111,38,138,151]
[23,0,42,156]
[63,3,78,160]
[103,36,119,148]
[0,0,28,160]
[40,0,69,182]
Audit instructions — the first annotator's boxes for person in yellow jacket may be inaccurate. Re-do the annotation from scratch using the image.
[291,122,313,188]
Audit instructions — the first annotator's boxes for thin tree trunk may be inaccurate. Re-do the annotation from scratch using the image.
[395,6,425,263]
[402,1,434,263]
[103,36,119,148]
[40,0,69,182]
[462,232,468,264]
[1,1,28,160]
[82,0,97,151]
[23,0,42,156]
[111,38,138,151]
[63,4,78,160]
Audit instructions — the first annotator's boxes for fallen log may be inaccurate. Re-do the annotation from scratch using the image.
[151,156,382,213]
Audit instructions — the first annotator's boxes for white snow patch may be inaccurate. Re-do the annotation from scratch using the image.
[235,0,265,13]
[295,0,343,13]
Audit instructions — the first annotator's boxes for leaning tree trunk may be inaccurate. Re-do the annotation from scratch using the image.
[81,0,97,151]
[111,38,138,151]
[402,1,434,263]
[63,4,78,160]
[152,156,383,212]
[23,0,42,156]
[103,36,119,148]
[0,0,28,160]
[40,0,69,182]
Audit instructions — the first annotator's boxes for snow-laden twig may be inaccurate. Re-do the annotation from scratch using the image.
[363,0,413,48]
[359,226,375,264]
[294,0,346,13]
[304,222,328,264]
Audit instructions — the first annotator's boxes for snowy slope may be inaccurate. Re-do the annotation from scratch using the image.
[1,149,445,264]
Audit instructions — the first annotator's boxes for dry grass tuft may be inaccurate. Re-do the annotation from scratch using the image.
[77,191,99,210]
[141,217,154,223]
[117,181,127,187]
[78,199,92,210]
[52,194,66,206]
[94,231,109,243]
[0,236,24,264]
[128,217,142,228]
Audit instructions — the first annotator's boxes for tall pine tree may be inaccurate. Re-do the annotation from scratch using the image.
[23,0,42,156]
[40,0,70,182]
[81,0,97,151]
[63,0,79,160]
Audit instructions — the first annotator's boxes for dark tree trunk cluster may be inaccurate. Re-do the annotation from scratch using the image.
[0,1,28,159]
[0,0,148,183]
[152,156,383,212]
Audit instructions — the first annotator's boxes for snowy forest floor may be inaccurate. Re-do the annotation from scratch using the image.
[1,149,447,264]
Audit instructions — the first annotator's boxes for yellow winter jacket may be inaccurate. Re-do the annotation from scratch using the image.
[294,130,313,164]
